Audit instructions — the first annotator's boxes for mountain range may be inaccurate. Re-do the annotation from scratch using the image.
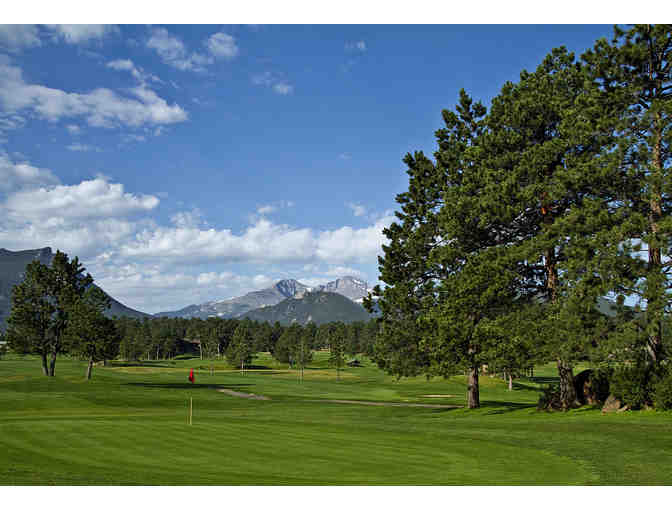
[153,275,370,319]
[241,290,374,325]
[0,247,149,331]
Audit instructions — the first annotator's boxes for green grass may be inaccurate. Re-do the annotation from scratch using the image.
[0,352,670,485]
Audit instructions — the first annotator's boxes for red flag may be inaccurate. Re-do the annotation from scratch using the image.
[188,368,194,383]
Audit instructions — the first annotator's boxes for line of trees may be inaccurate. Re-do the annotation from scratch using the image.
[366,24,672,410]
[114,315,378,373]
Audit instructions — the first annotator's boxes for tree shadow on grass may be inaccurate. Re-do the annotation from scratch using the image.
[125,382,254,390]
[479,400,538,415]
[529,376,559,385]
[110,361,176,368]
[512,381,546,392]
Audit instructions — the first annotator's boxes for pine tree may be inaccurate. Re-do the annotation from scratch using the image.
[6,251,93,376]
[580,25,672,369]
[368,89,518,408]
[328,322,347,381]
[226,320,256,373]
[65,286,120,379]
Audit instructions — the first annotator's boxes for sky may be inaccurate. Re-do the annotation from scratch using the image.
[0,22,619,313]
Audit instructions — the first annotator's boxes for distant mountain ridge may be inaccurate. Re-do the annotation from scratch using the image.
[155,275,370,319]
[0,247,149,330]
[154,278,311,319]
[241,290,375,325]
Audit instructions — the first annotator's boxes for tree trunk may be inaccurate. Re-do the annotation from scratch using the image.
[40,352,49,376]
[199,344,203,361]
[48,351,57,377]
[508,373,513,391]
[86,357,94,380]
[557,359,577,410]
[467,365,480,409]
[103,359,107,367]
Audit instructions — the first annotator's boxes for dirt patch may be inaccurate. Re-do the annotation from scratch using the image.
[308,399,461,409]
[420,394,457,398]
[217,389,271,400]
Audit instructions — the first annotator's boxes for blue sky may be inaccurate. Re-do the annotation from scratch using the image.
[0,23,616,312]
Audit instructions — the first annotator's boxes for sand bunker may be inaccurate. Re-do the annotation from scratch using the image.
[217,389,271,400]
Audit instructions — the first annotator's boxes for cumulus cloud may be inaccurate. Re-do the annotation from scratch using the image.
[206,32,239,59]
[252,72,294,95]
[3,177,159,221]
[0,55,187,128]
[0,24,41,51]
[256,200,294,216]
[147,27,213,72]
[120,213,394,266]
[345,40,367,52]
[257,205,276,215]
[346,202,367,217]
[0,151,59,191]
[66,143,100,152]
[45,24,117,44]
[107,58,162,84]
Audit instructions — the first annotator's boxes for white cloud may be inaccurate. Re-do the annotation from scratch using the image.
[66,143,100,152]
[0,55,188,128]
[256,200,294,215]
[345,40,367,52]
[66,124,81,135]
[147,27,213,72]
[252,71,294,95]
[3,177,159,221]
[0,25,41,51]
[121,133,146,143]
[170,209,205,229]
[257,205,276,215]
[346,202,367,217]
[206,32,239,59]
[45,24,117,44]
[0,151,58,191]
[107,58,162,84]
[120,213,394,266]
[272,82,293,95]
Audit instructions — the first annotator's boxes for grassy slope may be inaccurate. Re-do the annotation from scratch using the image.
[0,353,670,485]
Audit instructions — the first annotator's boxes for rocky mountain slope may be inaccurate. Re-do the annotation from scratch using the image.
[0,247,149,330]
[154,279,310,319]
[154,276,371,319]
[241,290,375,325]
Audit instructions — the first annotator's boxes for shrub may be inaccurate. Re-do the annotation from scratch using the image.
[654,370,672,410]
[609,363,654,409]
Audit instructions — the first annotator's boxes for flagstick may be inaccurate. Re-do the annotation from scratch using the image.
[189,396,193,426]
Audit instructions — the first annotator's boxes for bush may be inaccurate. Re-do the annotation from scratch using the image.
[654,370,672,410]
[609,363,654,409]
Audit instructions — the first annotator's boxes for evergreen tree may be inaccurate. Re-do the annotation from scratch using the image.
[580,25,672,369]
[328,322,347,380]
[6,251,93,376]
[65,286,120,379]
[226,320,256,372]
[474,46,625,408]
[368,90,515,408]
